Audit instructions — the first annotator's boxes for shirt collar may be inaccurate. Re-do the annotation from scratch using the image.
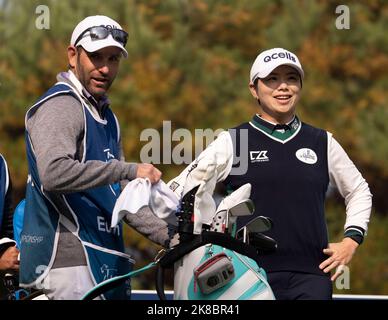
[252,114,300,133]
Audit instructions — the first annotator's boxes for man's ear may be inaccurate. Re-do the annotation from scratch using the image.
[67,46,77,69]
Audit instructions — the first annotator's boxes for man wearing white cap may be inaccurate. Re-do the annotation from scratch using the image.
[168,48,372,299]
[19,16,174,300]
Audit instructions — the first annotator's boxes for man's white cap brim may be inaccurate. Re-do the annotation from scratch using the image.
[77,35,128,58]
[71,15,128,58]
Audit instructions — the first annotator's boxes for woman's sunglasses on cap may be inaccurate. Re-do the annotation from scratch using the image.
[74,25,128,47]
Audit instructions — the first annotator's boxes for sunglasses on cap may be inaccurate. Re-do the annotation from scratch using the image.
[74,25,128,47]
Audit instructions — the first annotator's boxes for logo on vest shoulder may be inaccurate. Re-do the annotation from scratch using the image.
[295,148,317,164]
[250,150,269,163]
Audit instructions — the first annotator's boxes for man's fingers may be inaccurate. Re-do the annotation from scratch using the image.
[136,163,162,184]
[149,167,162,184]
[154,168,162,181]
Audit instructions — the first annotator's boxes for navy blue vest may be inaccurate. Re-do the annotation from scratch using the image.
[224,121,329,275]
[20,83,133,299]
[0,154,9,232]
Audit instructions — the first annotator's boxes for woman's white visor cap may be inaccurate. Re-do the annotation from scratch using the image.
[250,48,304,83]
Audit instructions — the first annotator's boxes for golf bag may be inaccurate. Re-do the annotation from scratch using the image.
[156,177,277,300]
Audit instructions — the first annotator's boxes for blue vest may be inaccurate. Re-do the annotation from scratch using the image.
[20,83,133,299]
[0,154,9,232]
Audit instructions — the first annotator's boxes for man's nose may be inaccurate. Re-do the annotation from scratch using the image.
[98,64,109,75]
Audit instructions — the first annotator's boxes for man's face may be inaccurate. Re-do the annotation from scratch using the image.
[68,46,122,100]
[249,65,302,123]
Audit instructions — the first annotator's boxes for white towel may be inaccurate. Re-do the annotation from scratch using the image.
[149,181,180,223]
[111,178,179,228]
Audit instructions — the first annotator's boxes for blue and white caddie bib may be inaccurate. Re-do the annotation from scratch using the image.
[20,83,133,299]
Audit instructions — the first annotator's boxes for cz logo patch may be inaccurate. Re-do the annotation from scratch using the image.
[250,151,269,163]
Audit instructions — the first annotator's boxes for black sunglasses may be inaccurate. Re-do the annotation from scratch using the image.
[74,25,128,47]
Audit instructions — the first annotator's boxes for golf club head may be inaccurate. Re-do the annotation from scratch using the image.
[221,200,255,234]
[228,199,255,217]
[238,215,273,235]
[248,232,277,254]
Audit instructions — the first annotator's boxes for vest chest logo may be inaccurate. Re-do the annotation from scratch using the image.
[250,150,269,163]
[104,148,115,161]
[295,148,317,164]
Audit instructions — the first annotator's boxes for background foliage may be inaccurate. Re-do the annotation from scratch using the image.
[0,0,387,294]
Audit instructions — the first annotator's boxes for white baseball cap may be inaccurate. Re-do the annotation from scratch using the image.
[70,15,128,58]
[250,48,304,84]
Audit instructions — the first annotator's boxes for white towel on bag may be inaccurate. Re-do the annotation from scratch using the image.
[111,178,179,228]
